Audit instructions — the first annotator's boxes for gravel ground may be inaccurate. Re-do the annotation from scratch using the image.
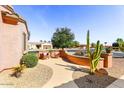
[72,58,124,88]
[0,64,53,88]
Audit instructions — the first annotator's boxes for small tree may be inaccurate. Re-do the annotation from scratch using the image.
[116,38,123,47]
[112,42,119,47]
[73,41,80,47]
[51,27,75,48]
[68,41,80,48]
[120,42,124,52]
[91,42,96,48]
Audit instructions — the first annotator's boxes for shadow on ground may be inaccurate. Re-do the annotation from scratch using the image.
[55,58,124,88]
[73,74,118,88]
[55,63,89,73]
[55,58,122,88]
[55,72,118,88]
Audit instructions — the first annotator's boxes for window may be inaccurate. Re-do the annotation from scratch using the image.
[23,32,26,51]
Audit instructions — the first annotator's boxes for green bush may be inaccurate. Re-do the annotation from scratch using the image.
[120,47,124,52]
[105,47,112,53]
[21,53,38,68]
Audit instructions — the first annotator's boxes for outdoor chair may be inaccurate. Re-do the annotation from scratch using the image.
[39,52,49,59]
[50,51,60,58]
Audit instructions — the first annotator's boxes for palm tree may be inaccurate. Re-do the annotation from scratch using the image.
[104,42,107,47]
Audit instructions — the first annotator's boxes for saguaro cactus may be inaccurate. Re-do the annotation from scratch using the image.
[86,30,103,74]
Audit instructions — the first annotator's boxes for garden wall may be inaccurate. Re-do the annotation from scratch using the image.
[101,53,112,68]
[59,50,104,68]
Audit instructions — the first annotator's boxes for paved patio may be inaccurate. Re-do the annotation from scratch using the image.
[107,75,124,88]
[40,58,124,88]
[39,58,80,88]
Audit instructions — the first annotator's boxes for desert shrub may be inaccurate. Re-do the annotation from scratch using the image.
[11,64,26,78]
[21,53,38,68]
[112,42,119,47]
[120,47,124,52]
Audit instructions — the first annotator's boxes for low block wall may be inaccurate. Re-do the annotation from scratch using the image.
[101,53,112,68]
[59,50,104,68]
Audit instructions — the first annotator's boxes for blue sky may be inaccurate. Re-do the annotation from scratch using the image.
[13,5,124,45]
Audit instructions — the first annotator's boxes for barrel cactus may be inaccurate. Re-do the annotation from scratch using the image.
[86,30,103,74]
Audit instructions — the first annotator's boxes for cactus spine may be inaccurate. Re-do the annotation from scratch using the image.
[86,30,103,74]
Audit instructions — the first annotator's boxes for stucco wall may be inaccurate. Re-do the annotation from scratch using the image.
[59,50,104,69]
[0,6,28,70]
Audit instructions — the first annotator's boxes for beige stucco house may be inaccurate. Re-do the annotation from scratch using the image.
[28,41,53,50]
[0,5,29,71]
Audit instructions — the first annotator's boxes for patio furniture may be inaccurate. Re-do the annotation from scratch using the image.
[50,51,60,58]
[39,52,49,59]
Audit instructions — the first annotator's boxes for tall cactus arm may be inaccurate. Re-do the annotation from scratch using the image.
[86,30,103,74]
[93,40,100,59]
[93,44,103,69]
[93,56,100,69]
[97,44,103,58]
[86,30,91,57]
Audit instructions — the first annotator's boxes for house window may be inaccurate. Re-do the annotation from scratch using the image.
[23,33,26,51]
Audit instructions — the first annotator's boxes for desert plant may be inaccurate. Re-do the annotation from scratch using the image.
[105,47,112,53]
[11,64,26,78]
[120,47,124,52]
[21,53,38,68]
[48,49,53,53]
[112,42,119,47]
[51,27,75,48]
[86,30,103,74]
[116,38,123,47]
[91,42,96,48]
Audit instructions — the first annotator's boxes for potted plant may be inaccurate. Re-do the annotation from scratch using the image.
[105,47,112,53]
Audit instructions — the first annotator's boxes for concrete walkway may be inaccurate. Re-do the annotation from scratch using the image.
[40,58,124,88]
[39,58,79,88]
[107,75,124,88]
